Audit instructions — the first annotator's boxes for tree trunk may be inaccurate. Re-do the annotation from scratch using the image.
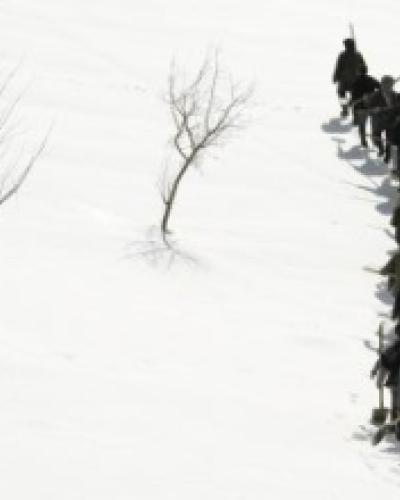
[161,157,192,236]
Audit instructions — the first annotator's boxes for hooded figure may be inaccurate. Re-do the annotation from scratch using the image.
[333,38,367,116]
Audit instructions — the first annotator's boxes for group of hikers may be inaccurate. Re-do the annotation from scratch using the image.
[333,37,400,169]
[333,37,400,445]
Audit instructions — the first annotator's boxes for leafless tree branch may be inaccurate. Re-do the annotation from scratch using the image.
[0,62,52,208]
[0,123,52,206]
[160,53,252,240]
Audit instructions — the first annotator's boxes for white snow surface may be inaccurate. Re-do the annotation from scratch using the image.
[0,0,399,498]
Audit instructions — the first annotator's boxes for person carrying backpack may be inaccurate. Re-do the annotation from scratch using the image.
[333,38,367,118]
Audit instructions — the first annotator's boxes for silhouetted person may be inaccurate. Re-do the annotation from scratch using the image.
[365,75,400,161]
[371,333,400,425]
[350,68,380,147]
[333,38,367,118]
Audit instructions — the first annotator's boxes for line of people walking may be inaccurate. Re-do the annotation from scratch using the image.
[333,37,400,445]
[333,37,400,170]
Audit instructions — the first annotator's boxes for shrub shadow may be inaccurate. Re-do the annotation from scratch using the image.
[123,227,204,270]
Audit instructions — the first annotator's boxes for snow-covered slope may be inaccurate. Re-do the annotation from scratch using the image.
[0,0,398,498]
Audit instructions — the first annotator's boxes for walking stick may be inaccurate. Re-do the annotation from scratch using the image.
[349,22,355,45]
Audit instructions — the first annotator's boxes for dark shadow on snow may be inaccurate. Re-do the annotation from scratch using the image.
[345,177,398,216]
[122,226,204,270]
[322,116,398,316]
[375,280,393,306]
[379,441,400,453]
[377,311,392,320]
[384,227,395,241]
[321,117,353,134]
[332,138,387,177]
[377,198,397,216]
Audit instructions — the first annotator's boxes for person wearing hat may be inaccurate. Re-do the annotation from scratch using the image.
[333,38,367,118]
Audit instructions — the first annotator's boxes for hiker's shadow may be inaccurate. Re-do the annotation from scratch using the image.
[376,178,398,214]
[333,138,387,176]
[355,157,388,176]
[379,438,400,455]
[384,227,395,241]
[375,280,393,306]
[321,117,353,134]
[350,177,398,215]
[363,176,398,201]
[377,200,397,216]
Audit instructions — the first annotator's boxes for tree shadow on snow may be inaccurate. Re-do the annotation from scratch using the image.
[321,117,353,134]
[123,227,204,270]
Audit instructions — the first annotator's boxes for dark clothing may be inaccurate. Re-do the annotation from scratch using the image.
[351,74,380,108]
[333,50,367,89]
[364,90,400,155]
[396,225,400,246]
[385,114,400,164]
[388,118,400,147]
[337,82,352,99]
[391,207,400,228]
[389,125,400,173]
[381,252,400,293]
[390,387,400,420]
[381,252,400,276]
[394,291,400,320]
[381,340,400,386]
[365,90,400,115]
[350,74,379,145]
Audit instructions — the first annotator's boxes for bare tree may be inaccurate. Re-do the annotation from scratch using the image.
[160,53,252,242]
[0,62,51,208]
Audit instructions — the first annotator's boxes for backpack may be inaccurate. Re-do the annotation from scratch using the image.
[337,52,366,85]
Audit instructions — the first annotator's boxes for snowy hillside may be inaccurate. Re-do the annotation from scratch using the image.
[0,0,399,498]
